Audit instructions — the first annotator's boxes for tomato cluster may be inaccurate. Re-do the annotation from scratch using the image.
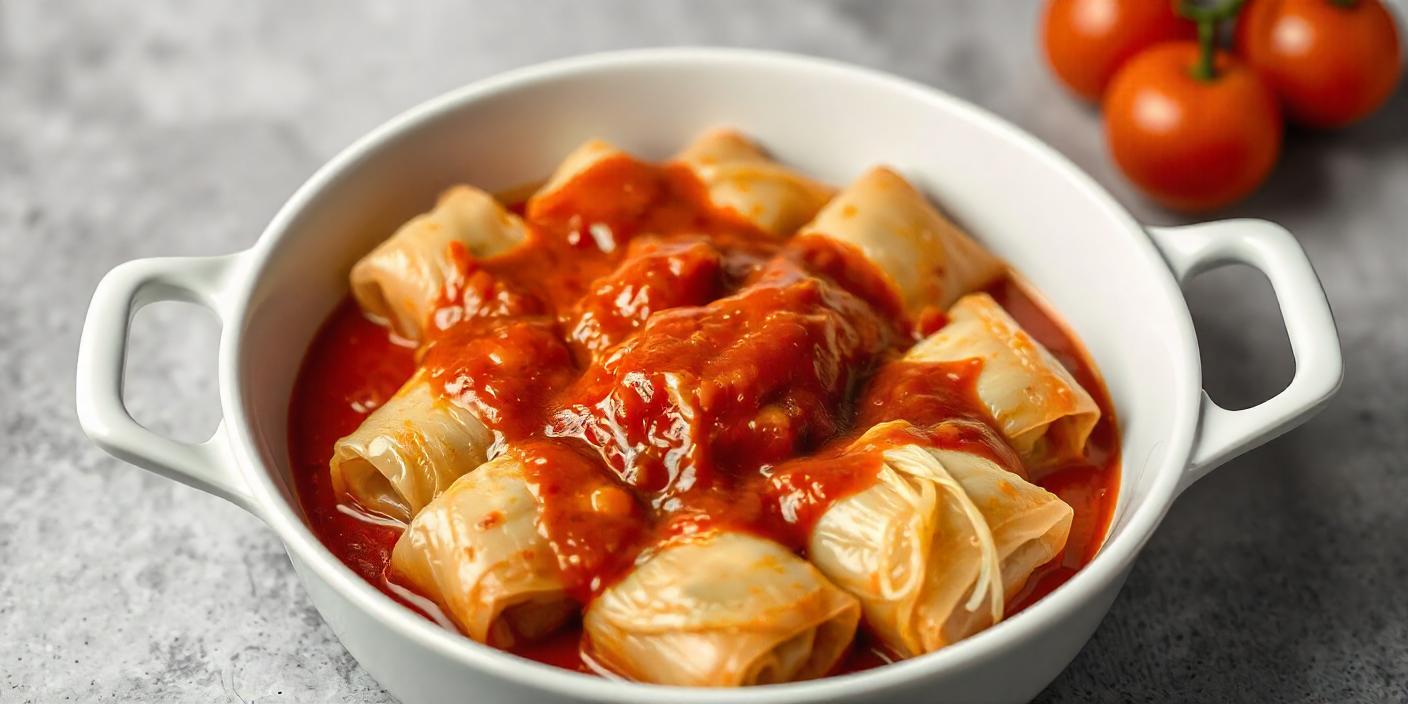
[1042,0,1402,211]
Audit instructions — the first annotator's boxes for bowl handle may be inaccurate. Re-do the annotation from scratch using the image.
[75,253,259,514]
[1148,220,1343,492]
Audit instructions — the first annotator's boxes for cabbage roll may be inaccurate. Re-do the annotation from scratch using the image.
[931,441,1074,601]
[907,292,1100,466]
[525,139,666,231]
[330,369,493,522]
[674,128,835,237]
[390,454,573,648]
[583,531,860,686]
[807,420,1073,657]
[799,166,1002,313]
[531,138,628,205]
[350,185,526,341]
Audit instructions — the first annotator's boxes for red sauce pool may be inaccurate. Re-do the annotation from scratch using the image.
[287,156,1120,677]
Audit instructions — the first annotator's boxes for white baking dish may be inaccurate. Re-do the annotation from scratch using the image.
[75,49,1342,704]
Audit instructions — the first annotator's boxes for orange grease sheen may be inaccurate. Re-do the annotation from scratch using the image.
[287,156,1120,676]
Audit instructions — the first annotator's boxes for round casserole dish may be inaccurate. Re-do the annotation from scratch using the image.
[75,48,1342,704]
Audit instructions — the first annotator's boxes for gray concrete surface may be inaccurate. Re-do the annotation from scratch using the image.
[2,1,1404,702]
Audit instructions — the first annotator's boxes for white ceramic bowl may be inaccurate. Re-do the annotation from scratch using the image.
[76,49,1342,704]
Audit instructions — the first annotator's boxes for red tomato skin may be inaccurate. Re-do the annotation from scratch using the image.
[1042,0,1196,100]
[1236,0,1403,128]
[1104,42,1284,212]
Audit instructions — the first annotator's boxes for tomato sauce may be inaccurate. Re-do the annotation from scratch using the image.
[287,155,1120,677]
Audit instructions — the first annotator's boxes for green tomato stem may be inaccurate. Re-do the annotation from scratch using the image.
[1179,0,1246,81]
[1194,18,1217,80]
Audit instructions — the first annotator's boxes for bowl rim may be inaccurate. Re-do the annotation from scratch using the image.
[221,47,1200,702]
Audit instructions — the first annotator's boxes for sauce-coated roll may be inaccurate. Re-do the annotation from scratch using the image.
[389,454,573,649]
[807,420,1072,657]
[529,139,629,207]
[350,185,526,342]
[799,166,1002,315]
[583,531,860,686]
[907,292,1100,467]
[674,128,836,237]
[330,369,492,522]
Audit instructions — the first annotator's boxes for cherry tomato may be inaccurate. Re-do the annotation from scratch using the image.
[1042,0,1196,100]
[1236,0,1402,128]
[1104,42,1283,211]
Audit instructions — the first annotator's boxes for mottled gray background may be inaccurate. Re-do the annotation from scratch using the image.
[2,1,1405,702]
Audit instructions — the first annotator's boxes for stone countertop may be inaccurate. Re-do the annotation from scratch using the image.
[2,1,1404,702]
